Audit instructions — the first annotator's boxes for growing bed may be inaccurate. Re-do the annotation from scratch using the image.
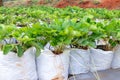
[0,6,120,80]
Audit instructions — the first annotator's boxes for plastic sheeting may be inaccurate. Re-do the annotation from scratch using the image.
[69,69,120,80]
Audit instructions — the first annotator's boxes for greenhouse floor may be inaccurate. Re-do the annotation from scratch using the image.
[69,69,120,80]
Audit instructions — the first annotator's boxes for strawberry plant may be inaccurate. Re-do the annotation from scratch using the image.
[70,16,105,49]
[41,19,74,54]
[0,24,47,57]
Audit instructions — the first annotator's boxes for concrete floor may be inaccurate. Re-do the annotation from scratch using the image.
[69,69,120,80]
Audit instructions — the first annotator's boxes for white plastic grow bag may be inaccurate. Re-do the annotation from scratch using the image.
[69,49,90,74]
[112,45,120,69]
[0,47,38,80]
[90,48,113,72]
[95,39,108,46]
[0,38,17,44]
[37,49,70,80]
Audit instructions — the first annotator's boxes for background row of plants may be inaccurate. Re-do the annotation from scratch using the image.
[0,6,120,25]
[0,6,120,57]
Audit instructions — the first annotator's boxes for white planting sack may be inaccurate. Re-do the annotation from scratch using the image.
[69,49,90,74]
[44,42,55,51]
[90,48,113,72]
[37,49,70,80]
[112,45,120,69]
[0,47,38,80]
[1,38,17,45]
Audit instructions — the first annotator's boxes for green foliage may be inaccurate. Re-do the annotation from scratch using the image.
[0,6,120,55]
[16,45,24,57]
[3,44,13,55]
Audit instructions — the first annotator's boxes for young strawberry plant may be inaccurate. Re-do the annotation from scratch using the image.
[44,19,74,54]
[70,16,98,49]
[0,23,47,57]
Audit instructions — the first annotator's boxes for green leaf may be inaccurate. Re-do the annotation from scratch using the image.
[29,41,41,57]
[35,48,41,57]
[16,45,24,57]
[3,45,13,55]
[90,25,98,31]
[109,39,117,47]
